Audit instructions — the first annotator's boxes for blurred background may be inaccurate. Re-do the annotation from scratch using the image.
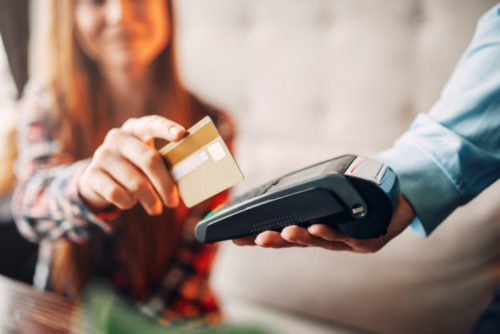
[0,0,36,284]
[1,0,500,333]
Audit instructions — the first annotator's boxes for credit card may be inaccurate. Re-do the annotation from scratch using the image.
[159,116,244,208]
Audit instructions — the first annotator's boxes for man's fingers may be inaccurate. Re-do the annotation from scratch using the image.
[384,195,416,239]
[281,226,352,251]
[232,226,352,250]
[255,231,303,248]
[308,224,383,253]
[307,224,350,242]
[232,236,257,246]
[232,195,416,253]
[121,115,185,143]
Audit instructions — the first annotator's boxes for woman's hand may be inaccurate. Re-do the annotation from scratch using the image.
[233,195,416,253]
[78,115,185,215]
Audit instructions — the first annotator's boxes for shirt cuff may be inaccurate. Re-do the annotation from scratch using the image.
[376,132,462,236]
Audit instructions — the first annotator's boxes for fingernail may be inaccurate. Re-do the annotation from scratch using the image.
[169,126,183,138]
[282,231,295,242]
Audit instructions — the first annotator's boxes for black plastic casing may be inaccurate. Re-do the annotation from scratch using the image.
[195,155,399,243]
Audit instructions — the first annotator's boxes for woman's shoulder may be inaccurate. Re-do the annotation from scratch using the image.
[22,79,55,104]
[17,79,63,138]
[21,79,58,117]
[189,94,236,144]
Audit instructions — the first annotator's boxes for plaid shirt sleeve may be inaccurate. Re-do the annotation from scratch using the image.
[12,83,118,244]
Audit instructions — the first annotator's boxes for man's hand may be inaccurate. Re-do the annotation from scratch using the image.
[232,195,416,253]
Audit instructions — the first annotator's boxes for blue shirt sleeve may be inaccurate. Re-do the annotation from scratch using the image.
[377,4,500,236]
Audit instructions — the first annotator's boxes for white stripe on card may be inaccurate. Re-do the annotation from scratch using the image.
[171,150,208,181]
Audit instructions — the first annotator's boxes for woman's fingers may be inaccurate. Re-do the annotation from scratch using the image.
[79,115,187,214]
[81,167,136,210]
[96,152,164,215]
[117,135,178,207]
[102,129,178,208]
[121,115,185,142]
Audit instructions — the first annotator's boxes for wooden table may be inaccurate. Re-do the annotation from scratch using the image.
[0,275,268,334]
[0,275,89,334]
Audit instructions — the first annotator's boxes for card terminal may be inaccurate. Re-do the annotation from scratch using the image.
[194,155,399,243]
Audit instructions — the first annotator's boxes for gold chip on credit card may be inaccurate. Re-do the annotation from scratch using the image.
[159,116,244,208]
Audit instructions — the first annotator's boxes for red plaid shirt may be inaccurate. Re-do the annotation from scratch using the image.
[12,82,232,323]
